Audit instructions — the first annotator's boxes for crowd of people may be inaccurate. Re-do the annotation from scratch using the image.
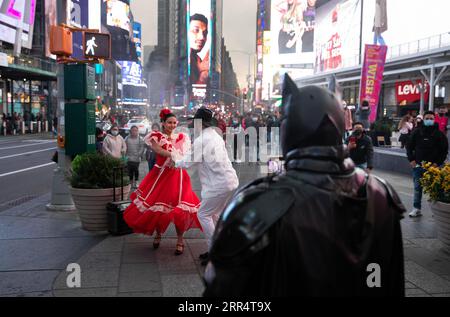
[1,111,51,135]
[84,85,450,296]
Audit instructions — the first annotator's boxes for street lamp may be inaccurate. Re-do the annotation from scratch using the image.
[228,50,257,114]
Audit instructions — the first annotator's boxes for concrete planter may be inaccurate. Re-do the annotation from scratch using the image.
[71,186,131,232]
[430,201,450,249]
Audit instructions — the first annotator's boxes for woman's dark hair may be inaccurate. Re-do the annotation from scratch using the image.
[159,109,176,122]
[161,113,176,123]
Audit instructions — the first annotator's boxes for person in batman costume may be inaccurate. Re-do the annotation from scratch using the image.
[203,75,406,297]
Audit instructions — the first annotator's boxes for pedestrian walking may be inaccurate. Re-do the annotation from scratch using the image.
[343,101,353,139]
[95,127,105,153]
[125,126,145,189]
[407,111,448,218]
[103,124,127,160]
[204,76,406,297]
[173,107,239,265]
[398,115,413,149]
[435,106,448,134]
[146,123,160,171]
[356,100,371,130]
[53,116,58,137]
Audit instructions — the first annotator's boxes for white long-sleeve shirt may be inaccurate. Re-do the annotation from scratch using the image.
[174,127,239,199]
[103,134,127,159]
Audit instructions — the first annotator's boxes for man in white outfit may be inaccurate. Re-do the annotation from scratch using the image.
[173,108,239,265]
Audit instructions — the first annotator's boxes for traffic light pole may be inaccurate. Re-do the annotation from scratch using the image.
[47,0,76,211]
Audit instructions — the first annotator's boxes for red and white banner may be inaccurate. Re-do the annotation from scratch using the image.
[395,80,429,105]
[360,44,388,123]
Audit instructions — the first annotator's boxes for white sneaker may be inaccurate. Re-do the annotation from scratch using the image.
[409,209,422,218]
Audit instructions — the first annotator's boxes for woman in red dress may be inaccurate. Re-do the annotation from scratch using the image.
[124,109,201,255]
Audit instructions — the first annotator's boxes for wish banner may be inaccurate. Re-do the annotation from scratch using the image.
[360,45,388,123]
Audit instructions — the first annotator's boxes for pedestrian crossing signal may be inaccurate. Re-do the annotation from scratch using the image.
[83,32,111,60]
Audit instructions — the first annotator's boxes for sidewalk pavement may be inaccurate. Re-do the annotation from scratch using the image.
[1,163,450,297]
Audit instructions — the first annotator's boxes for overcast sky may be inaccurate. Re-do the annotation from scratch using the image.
[131,0,257,88]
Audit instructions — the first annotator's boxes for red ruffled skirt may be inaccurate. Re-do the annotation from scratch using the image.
[124,165,202,236]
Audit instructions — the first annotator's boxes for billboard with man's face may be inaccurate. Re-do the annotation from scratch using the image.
[188,0,212,95]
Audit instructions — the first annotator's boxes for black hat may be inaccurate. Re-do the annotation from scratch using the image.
[194,107,215,127]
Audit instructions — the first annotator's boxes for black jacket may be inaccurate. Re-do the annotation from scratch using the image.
[407,125,448,165]
[204,146,406,297]
[345,133,374,169]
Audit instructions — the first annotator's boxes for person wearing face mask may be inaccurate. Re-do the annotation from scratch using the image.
[230,116,243,163]
[414,115,423,130]
[435,106,448,134]
[103,124,127,159]
[345,122,374,172]
[407,111,449,218]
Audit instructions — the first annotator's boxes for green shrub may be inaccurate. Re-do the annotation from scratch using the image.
[69,152,130,189]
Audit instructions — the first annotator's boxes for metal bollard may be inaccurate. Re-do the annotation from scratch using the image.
[30,122,34,134]
[2,122,5,136]
[38,121,41,133]
[45,121,49,132]
[22,122,25,135]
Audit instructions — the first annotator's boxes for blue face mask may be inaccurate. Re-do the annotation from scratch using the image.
[424,120,435,127]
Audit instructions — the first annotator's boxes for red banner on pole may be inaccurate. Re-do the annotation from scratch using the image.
[360,45,388,123]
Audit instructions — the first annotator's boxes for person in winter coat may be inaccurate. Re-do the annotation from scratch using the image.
[103,124,127,159]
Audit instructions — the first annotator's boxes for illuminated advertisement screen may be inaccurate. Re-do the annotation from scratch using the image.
[68,0,89,60]
[102,0,137,62]
[270,0,317,66]
[133,22,142,64]
[119,61,142,86]
[314,0,361,73]
[0,0,37,49]
[45,0,56,58]
[106,0,131,33]
[361,0,450,54]
[188,0,212,90]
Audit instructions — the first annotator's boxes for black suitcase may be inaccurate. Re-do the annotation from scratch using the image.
[107,167,133,236]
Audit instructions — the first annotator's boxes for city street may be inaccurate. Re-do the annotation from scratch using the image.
[0,135,57,210]
[0,141,449,297]
[1,0,450,300]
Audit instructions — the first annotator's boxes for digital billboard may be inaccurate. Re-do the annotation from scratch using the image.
[314,0,361,73]
[119,61,142,86]
[45,0,56,58]
[361,0,450,54]
[270,0,317,66]
[133,22,142,65]
[106,0,131,33]
[102,0,137,62]
[0,0,37,49]
[188,0,212,91]
[68,0,89,60]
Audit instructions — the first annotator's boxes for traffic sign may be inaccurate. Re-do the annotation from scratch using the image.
[83,32,111,60]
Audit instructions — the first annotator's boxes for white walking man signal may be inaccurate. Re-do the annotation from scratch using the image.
[85,37,98,55]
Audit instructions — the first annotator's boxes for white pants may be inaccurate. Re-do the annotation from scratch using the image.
[198,191,235,250]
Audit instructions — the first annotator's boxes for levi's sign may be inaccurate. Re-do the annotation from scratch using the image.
[395,80,429,105]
